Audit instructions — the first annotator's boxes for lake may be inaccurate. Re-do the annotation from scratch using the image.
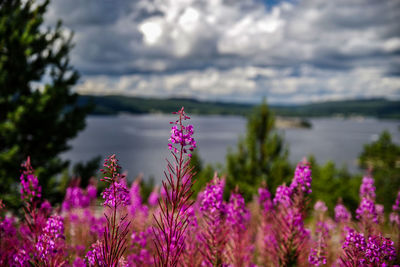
[61,115,400,183]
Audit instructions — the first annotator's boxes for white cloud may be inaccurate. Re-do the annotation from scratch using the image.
[48,0,400,103]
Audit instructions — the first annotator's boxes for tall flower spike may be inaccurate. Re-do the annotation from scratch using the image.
[309,221,329,266]
[334,203,351,223]
[153,107,196,267]
[290,161,312,195]
[258,187,273,212]
[93,154,131,266]
[225,191,253,266]
[359,175,376,200]
[20,156,41,202]
[198,175,227,267]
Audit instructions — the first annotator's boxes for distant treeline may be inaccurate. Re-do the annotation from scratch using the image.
[78,95,400,119]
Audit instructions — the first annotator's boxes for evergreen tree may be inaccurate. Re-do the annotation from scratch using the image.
[225,99,292,201]
[0,0,91,205]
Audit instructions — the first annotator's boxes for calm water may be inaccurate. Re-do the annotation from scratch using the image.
[61,115,400,183]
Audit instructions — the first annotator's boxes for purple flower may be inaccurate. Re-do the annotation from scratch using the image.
[285,208,308,236]
[258,187,273,212]
[199,177,225,215]
[314,200,328,213]
[309,248,327,266]
[43,215,64,238]
[343,228,366,251]
[62,186,89,211]
[365,236,396,264]
[86,240,103,266]
[360,175,376,200]
[20,173,41,201]
[129,180,147,216]
[334,203,351,223]
[197,176,227,266]
[0,216,16,237]
[73,257,86,267]
[102,181,130,208]
[273,185,292,207]
[356,197,378,224]
[390,212,400,226]
[226,192,250,231]
[36,234,56,260]
[290,162,312,194]
[13,249,30,266]
[86,184,97,200]
[309,221,329,266]
[393,191,400,212]
[40,200,52,214]
[148,187,159,206]
[342,229,396,265]
[36,215,64,260]
[168,107,196,156]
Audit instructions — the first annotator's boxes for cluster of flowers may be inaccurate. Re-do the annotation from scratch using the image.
[1,108,399,266]
[62,184,97,211]
[168,107,196,156]
[342,229,396,265]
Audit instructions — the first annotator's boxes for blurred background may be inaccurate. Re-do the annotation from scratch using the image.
[1,0,399,213]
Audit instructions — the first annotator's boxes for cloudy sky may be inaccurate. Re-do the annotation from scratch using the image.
[46,0,400,104]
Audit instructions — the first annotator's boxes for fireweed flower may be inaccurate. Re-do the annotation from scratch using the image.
[290,162,312,194]
[356,197,378,224]
[360,175,376,200]
[86,240,103,266]
[129,179,148,217]
[269,161,313,266]
[365,236,396,264]
[40,200,52,215]
[342,229,396,265]
[102,181,130,208]
[258,187,273,212]
[226,192,253,266]
[148,186,159,206]
[129,227,153,266]
[13,249,31,266]
[168,107,196,156]
[390,212,400,226]
[226,192,250,231]
[62,184,96,211]
[181,205,203,267]
[73,257,86,267]
[36,215,64,260]
[153,107,197,267]
[198,176,227,267]
[100,155,130,208]
[20,173,42,201]
[308,221,329,266]
[334,203,351,223]
[0,216,16,237]
[314,201,328,213]
[19,156,42,202]
[273,185,292,207]
[93,154,131,266]
[199,176,225,215]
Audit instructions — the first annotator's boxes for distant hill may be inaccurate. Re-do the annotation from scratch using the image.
[78,95,400,119]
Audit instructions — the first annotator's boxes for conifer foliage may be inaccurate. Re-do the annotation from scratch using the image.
[0,0,90,203]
